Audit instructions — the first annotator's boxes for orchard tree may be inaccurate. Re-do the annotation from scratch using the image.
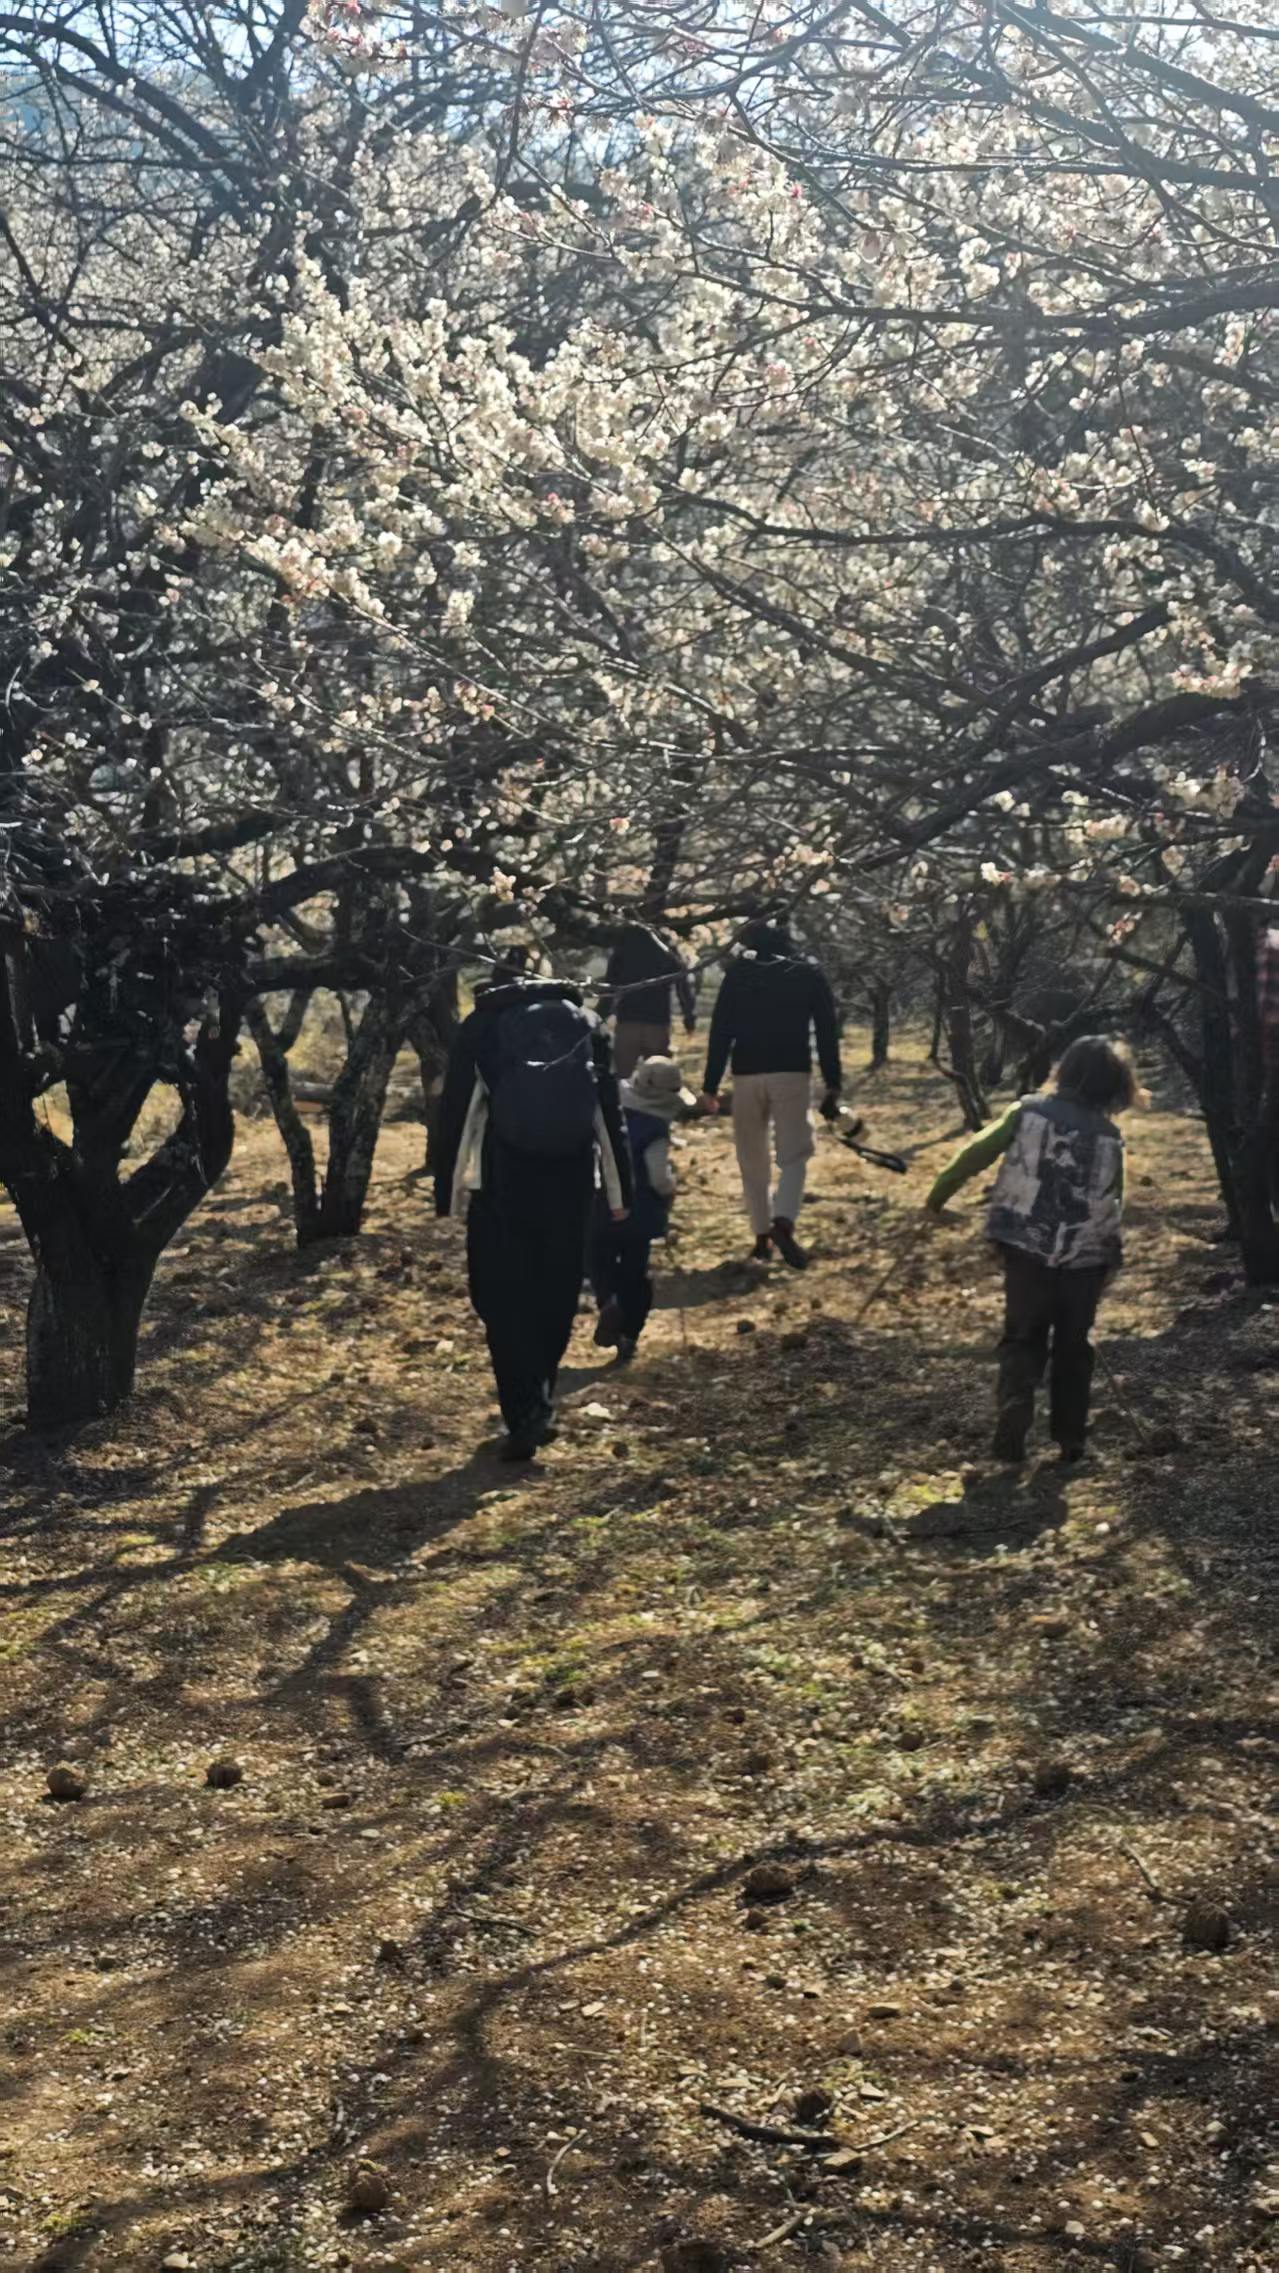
[8,0,1279,1449]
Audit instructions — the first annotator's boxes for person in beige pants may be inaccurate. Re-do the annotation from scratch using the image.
[700,917,843,1268]
[730,1072,815,1241]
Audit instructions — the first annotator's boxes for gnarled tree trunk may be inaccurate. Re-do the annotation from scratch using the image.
[314,990,401,1239]
[2,977,240,1429]
[248,987,401,1244]
[246,995,322,1242]
[27,1230,154,1430]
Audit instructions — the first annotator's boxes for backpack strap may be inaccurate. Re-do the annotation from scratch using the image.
[595,1104,624,1214]
[452,1075,489,1219]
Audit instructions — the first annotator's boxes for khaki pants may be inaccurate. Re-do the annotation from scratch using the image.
[614,1019,671,1079]
[731,1071,814,1233]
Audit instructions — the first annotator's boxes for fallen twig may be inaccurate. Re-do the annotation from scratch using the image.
[700,2101,838,2153]
[1118,1840,1166,1903]
[847,2115,921,2154]
[449,1904,535,1934]
[701,2100,923,2164]
[758,2207,808,2249]
[544,2122,587,2202]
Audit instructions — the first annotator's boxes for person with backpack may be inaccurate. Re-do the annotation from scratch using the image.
[599,921,698,1079]
[924,1035,1143,1465]
[699,917,843,1269]
[435,975,632,1460]
[591,1054,696,1363]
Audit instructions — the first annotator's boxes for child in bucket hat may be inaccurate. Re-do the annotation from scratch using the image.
[590,1056,696,1361]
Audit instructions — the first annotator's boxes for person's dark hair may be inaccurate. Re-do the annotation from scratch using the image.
[1054,1034,1143,1113]
[739,916,793,957]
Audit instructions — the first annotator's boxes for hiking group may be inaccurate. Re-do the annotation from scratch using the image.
[434,914,1141,1468]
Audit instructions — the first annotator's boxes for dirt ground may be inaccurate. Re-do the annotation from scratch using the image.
[0,1045,1276,2273]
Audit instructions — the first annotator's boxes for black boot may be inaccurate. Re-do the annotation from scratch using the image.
[770,1216,808,1270]
[499,1428,540,1462]
[991,1416,1028,1464]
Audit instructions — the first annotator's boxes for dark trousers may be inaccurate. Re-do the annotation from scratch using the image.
[589,1215,654,1342]
[466,1150,594,1434]
[997,1246,1107,1449]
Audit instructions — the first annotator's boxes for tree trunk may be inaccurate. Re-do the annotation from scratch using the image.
[1222,880,1279,1280]
[940,917,990,1130]
[1236,1130,1279,1283]
[868,978,891,1071]
[980,1034,1006,1088]
[26,1239,154,1429]
[245,998,322,1241]
[2,938,240,1430]
[928,975,945,1064]
[1183,903,1244,1241]
[312,992,401,1240]
[411,1021,447,1174]
[641,754,697,919]
[409,971,459,1174]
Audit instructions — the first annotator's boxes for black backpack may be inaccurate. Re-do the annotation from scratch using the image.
[482,995,599,1158]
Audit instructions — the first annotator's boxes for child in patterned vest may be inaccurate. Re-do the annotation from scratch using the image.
[591,1055,696,1363]
[926,1036,1144,1465]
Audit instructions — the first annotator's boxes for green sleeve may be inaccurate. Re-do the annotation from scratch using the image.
[926,1102,1022,1211]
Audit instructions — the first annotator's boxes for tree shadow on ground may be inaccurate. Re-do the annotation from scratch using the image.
[651,1258,765,1310]
[2,1098,1276,2270]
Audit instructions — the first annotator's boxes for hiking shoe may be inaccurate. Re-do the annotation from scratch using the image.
[991,1418,1028,1465]
[613,1335,637,1366]
[770,1217,809,1270]
[593,1299,622,1348]
[1057,1442,1087,1465]
[750,1233,773,1263]
[499,1430,540,1462]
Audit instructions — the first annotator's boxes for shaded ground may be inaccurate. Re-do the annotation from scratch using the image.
[0,1048,1275,2272]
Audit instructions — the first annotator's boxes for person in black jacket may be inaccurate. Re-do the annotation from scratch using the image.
[599,921,697,1078]
[700,919,843,1268]
[435,979,632,1459]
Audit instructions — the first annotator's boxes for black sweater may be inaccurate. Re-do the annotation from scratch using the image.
[434,982,632,1216]
[703,950,842,1094]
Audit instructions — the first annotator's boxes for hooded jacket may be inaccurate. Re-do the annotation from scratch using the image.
[702,927,842,1093]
